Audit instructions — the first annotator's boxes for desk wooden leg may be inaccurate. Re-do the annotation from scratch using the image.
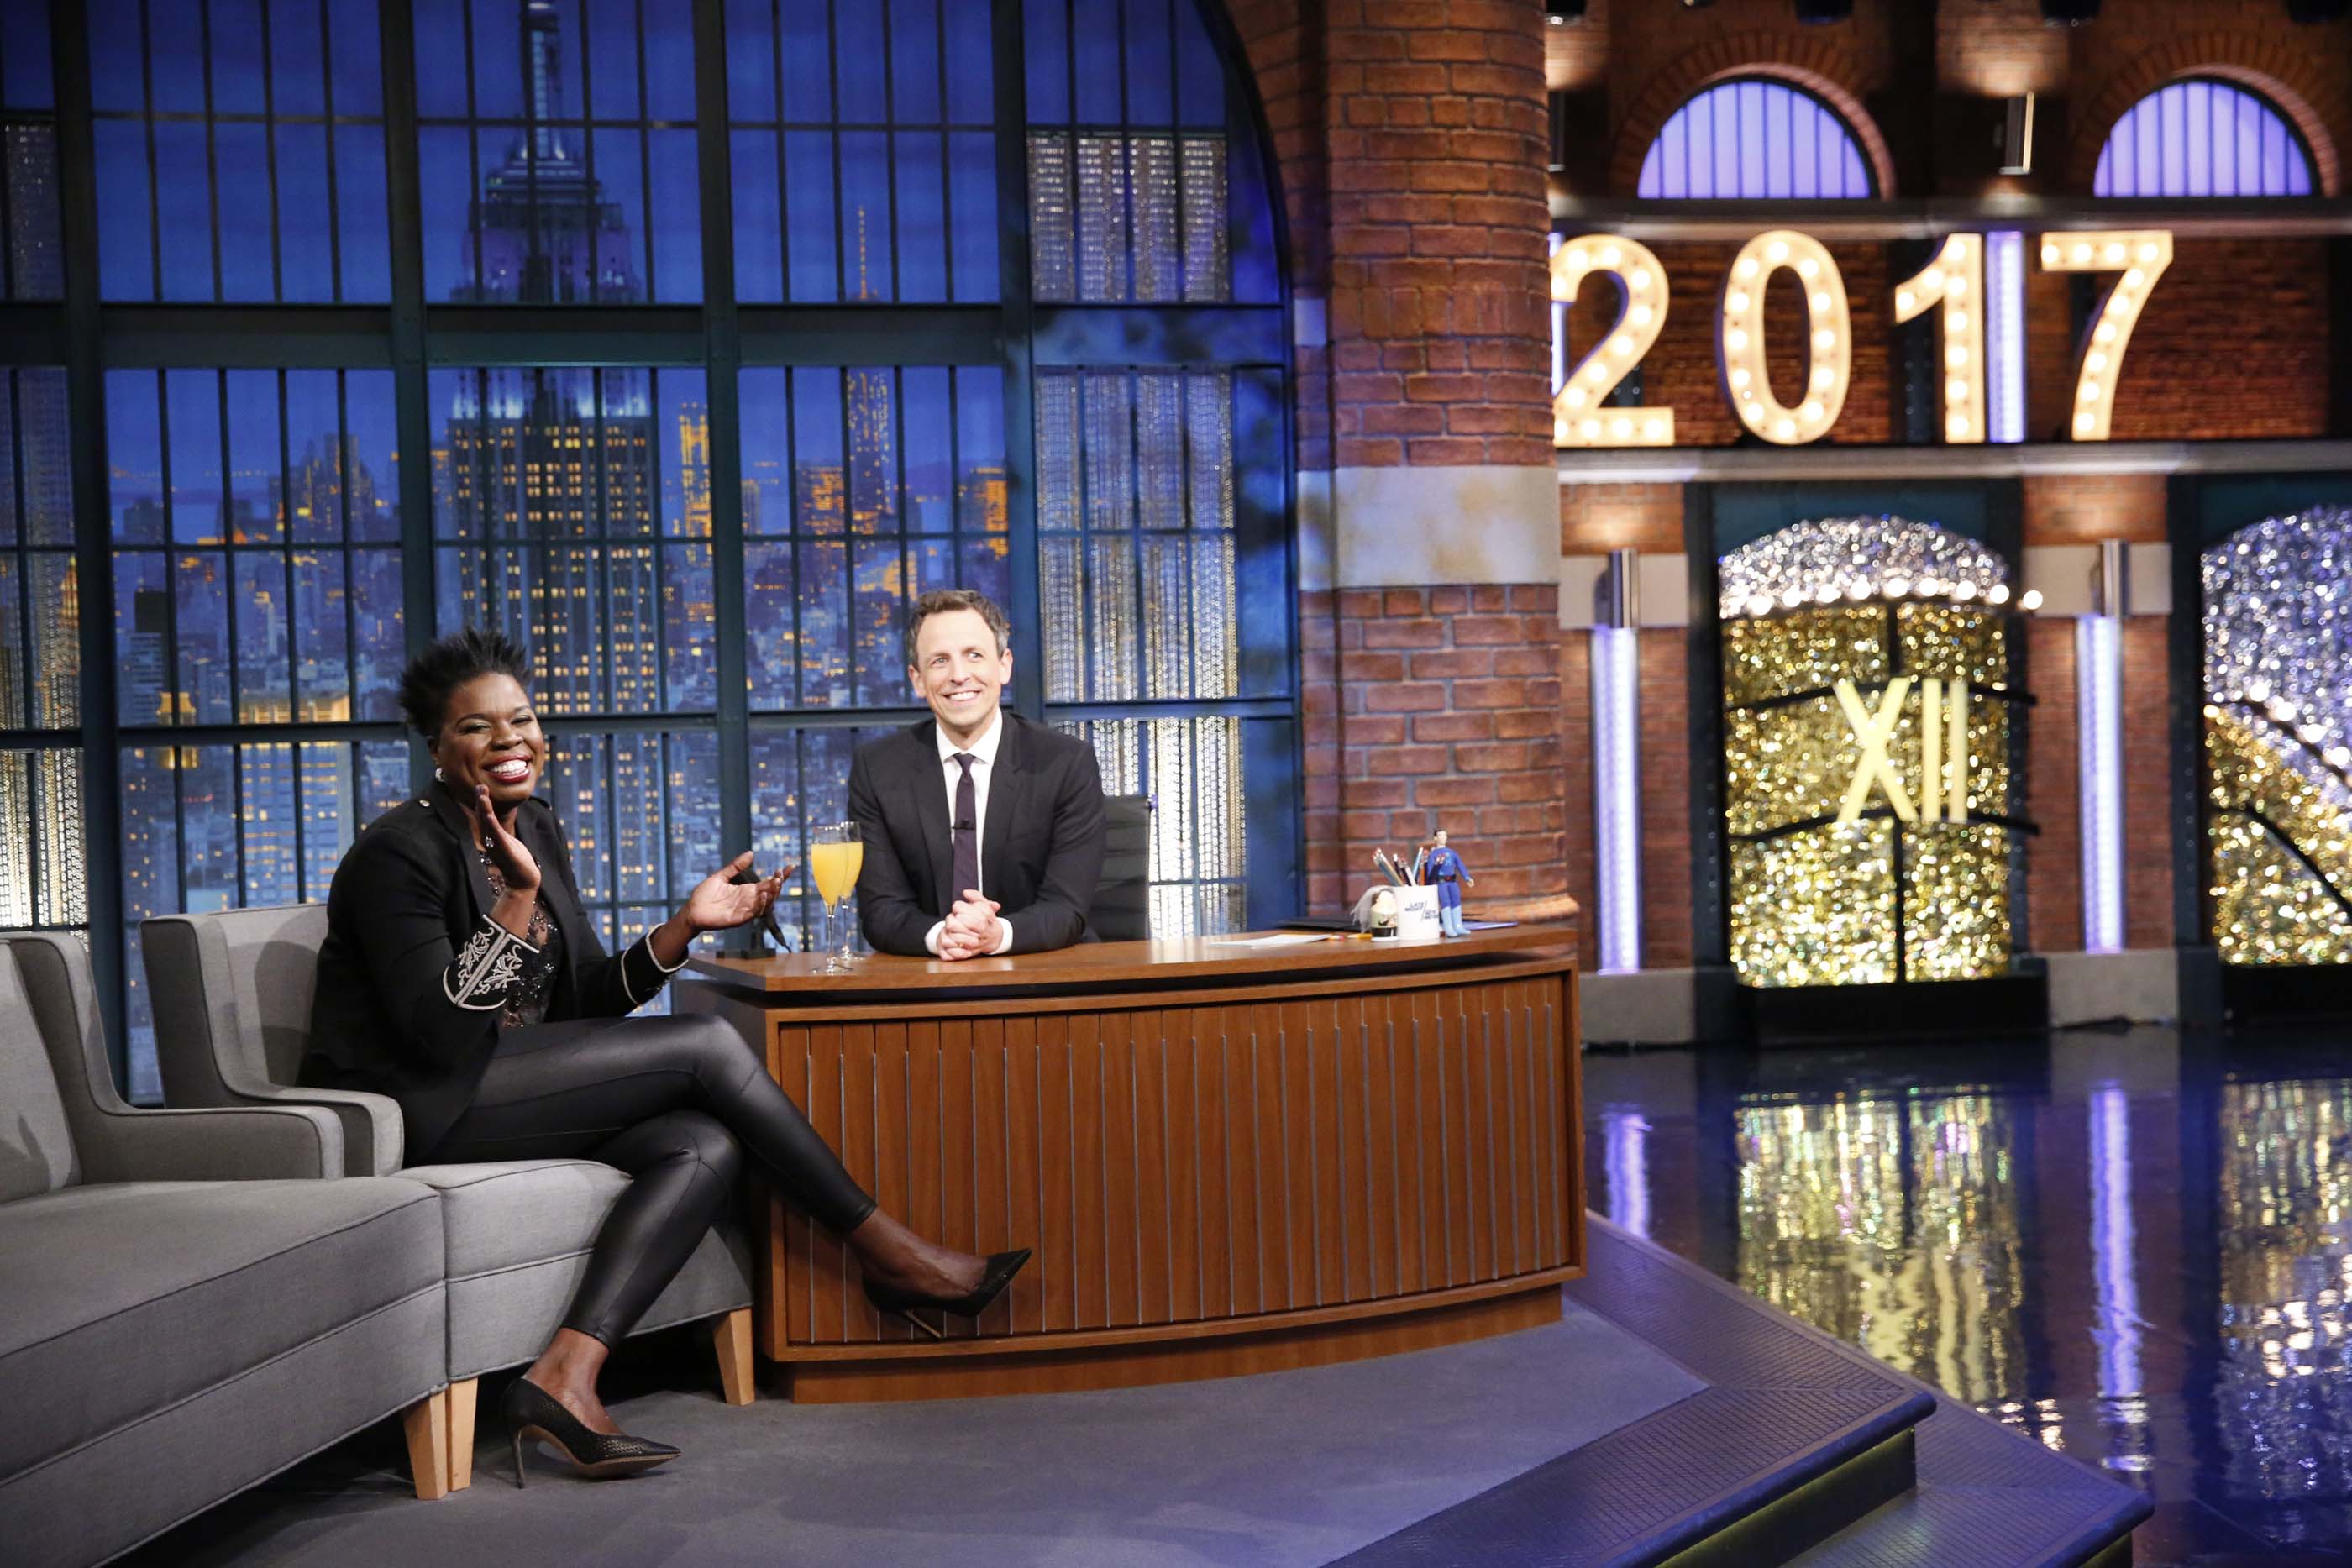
[444,1377,479,1491]
[714,1308,756,1405]
[402,1389,450,1501]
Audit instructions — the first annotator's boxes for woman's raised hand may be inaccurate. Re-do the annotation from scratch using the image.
[473,784,541,894]
[682,850,785,933]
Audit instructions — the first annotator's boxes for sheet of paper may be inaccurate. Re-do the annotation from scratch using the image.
[1461,920,1519,931]
[1203,932,1334,949]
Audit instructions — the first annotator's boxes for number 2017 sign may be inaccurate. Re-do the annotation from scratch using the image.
[1551,228,2173,448]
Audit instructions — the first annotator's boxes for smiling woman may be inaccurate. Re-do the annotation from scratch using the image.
[296,625,1028,1479]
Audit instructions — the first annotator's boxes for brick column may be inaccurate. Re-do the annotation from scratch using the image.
[1311,0,1565,917]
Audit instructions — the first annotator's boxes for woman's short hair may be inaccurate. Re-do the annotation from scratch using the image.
[903,588,1012,669]
[397,627,533,737]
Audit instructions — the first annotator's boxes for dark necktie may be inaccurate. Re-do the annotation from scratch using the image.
[951,753,979,900]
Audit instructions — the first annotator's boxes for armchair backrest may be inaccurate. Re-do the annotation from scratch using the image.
[0,934,102,1198]
[1093,794,1152,943]
[142,905,330,1103]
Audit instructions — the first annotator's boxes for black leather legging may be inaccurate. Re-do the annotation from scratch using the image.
[425,1014,878,1346]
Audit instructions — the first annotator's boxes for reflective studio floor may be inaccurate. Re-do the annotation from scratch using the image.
[1581,1027,2352,1568]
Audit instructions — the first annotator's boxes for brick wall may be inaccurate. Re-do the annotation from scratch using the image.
[2108,239,2331,443]
[1559,481,1683,557]
[1322,0,1552,469]
[2122,617,2176,949]
[1637,629,1693,969]
[1325,586,1565,905]
[2023,473,2167,547]
[2026,617,2083,956]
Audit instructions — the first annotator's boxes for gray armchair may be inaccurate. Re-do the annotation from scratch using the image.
[141,906,757,1492]
[0,932,449,1567]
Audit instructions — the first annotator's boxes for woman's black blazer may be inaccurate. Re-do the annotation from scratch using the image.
[298,779,685,1162]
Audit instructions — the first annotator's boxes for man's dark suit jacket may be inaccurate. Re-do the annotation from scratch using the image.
[297,781,682,1162]
[848,712,1107,957]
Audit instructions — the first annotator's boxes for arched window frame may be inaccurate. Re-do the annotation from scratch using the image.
[1636,77,1877,202]
[2093,77,2317,199]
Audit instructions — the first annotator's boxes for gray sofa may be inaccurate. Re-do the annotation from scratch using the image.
[141,905,758,1491]
[0,932,452,1568]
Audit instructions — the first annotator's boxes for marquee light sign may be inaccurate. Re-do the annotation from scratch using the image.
[1550,228,2176,448]
[1834,676,1972,825]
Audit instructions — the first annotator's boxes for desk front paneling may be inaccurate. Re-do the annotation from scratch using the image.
[706,956,1580,1378]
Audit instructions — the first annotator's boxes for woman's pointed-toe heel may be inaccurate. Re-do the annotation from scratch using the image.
[862,1247,1033,1340]
[500,1377,680,1487]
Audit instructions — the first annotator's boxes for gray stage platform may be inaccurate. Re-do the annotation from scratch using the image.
[122,1222,2147,1568]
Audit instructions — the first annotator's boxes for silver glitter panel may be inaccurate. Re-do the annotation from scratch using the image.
[1720,516,2010,622]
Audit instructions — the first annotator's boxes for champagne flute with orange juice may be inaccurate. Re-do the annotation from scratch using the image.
[810,821,865,973]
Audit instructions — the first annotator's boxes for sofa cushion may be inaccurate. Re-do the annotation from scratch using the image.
[0,1177,442,1482]
[0,940,76,1202]
[401,1158,636,1281]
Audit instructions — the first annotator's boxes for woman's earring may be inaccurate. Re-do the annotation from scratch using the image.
[433,766,444,782]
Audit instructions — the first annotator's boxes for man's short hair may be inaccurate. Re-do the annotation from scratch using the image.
[904,588,1012,669]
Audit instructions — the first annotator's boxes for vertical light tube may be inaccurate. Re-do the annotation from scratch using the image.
[1591,623,1642,973]
[1604,1109,1652,1239]
[2077,613,2124,953]
[2089,1085,2142,1398]
[1548,232,1567,393]
[1986,231,2027,444]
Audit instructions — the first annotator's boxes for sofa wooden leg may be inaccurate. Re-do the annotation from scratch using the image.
[714,1308,756,1405]
[402,1389,451,1500]
[444,1377,480,1491]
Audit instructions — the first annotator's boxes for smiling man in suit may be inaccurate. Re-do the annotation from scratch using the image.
[848,589,1108,960]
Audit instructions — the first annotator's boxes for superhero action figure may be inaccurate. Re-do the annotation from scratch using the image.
[1419,828,1476,938]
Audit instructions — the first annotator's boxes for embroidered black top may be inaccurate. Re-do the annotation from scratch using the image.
[297,779,686,1162]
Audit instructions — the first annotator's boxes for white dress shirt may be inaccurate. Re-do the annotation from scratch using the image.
[925,709,1016,956]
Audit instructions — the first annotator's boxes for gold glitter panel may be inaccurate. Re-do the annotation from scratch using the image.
[1902,824,2014,980]
[1731,821,1896,986]
[1725,695,1853,836]
[1896,602,2008,684]
[2208,818,2352,966]
[1722,606,1887,707]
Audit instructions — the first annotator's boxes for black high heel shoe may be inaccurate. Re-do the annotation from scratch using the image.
[501,1377,680,1487]
[862,1248,1032,1340]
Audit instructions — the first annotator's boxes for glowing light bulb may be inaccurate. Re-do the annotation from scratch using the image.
[1746,594,1773,616]
[2093,322,2118,344]
[1610,416,1633,439]
[1609,333,1635,357]
[2103,242,2125,265]
[2123,268,2145,290]
[1630,269,1652,292]
[2080,382,2101,402]
[1814,329,1836,352]
[2071,242,2093,265]
[2137,241,2160,263]
[1643,417,1666,440]
[2086,352,2108,374]
[1946,344,1969,367]
[1726,328,1749,352]
[1599,244,1623,267]
[1566,248,1589,270]
[1814,585,1839,605]
[1886,577,1910,597]
[1846,581,1872,601]
[1810,291,1831,312]
[2247,679,2272,703]
[1565,387,1587,408]
[1947,378,1969,402]
[1942,239,1967,265]
[1579,418,1601,438]
[1584,361,1607,383]
[1729,367,1752,390]
[1919,577,1944,597]
[1897,290,1918,314]
[2020,589,2043,611]
[1766,239,1788,263]
[1947,413,1971,438]
[1735,257,1759,281]
[1811,365,1835,391]
[1953,579,1978,600]
[1773,418,1798,440]
[1629,304,1653,327]
[1781,588,1805,608]
[2040,244,2060,266]
[2075,411,2097,433]
[1727,291,1752,314]
[1798,256,1819,279]
[1800,401,1824,422]
[1922,269,1946,293]
[1741,401,1765,427]
[1948,311,1969,333]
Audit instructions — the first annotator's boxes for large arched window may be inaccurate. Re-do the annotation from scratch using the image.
[2094,79,2314,198]
[26,0,1299,1098]
[1637,79,1875,200]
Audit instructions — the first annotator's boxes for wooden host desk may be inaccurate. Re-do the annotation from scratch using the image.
[680,920,1583,1401]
